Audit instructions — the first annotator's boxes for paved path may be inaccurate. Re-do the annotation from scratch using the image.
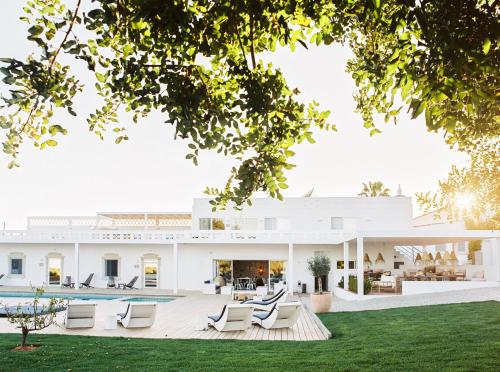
[301,287,500,312]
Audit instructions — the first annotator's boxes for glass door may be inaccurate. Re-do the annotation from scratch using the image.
[144,261,159,288]
[269,260,287,290]
[48,257,62,286]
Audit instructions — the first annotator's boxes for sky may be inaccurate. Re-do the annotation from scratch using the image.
[0,2,468,229]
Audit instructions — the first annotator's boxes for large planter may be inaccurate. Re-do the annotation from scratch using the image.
[310,292,332,313]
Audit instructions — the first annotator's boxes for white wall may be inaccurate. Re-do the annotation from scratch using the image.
[0,243,174,290]
[192,197,413,231]
[402,281,500,295]
[1,241,399,293]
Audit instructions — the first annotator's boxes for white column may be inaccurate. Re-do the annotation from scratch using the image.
[74,242,80,290]
[173,242,178,294]
[288,243,294,294]
[343,241,349,290]
[356,237,364,298]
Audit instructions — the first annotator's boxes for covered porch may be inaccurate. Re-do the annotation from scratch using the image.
[335,231,500,299]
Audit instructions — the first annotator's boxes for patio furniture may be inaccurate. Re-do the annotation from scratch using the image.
[0,273,4,286]
[79,273,94,288]
[107,276,117,288]
[233,290,257,301]
[372,274,397,293]
[252,302,301,329]
[256,285,268,296]
[118,276,138,290]
[207,304,254,332]
[471,270,485,281]
[241,288,288,311]
[273,281,287,294]
[202,283,220,294]
[63,302,96,329]
[61,276,75,288]
[117,303,156,328]
[221,285,233,296]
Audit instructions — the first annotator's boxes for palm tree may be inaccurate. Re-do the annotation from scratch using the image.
[358,181,391,197]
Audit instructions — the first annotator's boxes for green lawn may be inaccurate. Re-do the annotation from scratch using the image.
[1,301,499,371]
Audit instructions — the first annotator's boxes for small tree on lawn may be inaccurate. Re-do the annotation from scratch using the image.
[6,287,64,348]
[307,255,331,294]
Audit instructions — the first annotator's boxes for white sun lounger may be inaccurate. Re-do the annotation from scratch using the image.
[63,302,97,329]
[241,288,289,311]
[252,302,301,329]
[117,303,156,328]
[208,304,254,332]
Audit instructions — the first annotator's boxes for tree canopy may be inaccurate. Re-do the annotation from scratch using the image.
[1,0,498,208]
[358,181,391,197]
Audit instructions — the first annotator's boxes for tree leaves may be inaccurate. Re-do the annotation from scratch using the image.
[0,0,498,210]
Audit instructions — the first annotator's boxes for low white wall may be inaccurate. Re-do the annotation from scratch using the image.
[333,286,359,301]
[402,280,500,295]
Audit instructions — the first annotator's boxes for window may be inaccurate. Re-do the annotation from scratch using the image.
[336,260,356,269]
[199,218,211,230]
[331,217,343,230]
[10,258,23,275]
[105,259,118,277]
[264,218,277,230]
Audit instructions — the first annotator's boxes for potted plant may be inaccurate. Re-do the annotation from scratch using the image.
[307,255,332,313]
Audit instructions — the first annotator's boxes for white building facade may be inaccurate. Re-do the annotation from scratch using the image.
[1,197,499,297]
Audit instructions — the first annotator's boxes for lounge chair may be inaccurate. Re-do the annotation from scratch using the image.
[208,304,254,332]
[241,288,288,311]
[63,302,96,329]
[118,276,139,290]
[61,276,75,288]
[252,302,301,329]
[79,273,94,288]
[117,303,156,328]
[0,273,4,286]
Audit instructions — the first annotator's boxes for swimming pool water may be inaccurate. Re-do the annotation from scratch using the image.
[124,297,174,303]
[0,292,175,303]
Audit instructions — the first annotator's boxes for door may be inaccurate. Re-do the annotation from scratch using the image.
[144,260,159,288]
[48,257,62,286]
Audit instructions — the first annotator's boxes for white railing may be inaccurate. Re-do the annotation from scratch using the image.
[27,216,191,230]
[0,229,356,245]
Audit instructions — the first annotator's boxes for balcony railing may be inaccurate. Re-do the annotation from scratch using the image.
[0,229,355,245]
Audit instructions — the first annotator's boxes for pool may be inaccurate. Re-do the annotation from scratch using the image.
[124,297,175,303]
[0,292,175,303]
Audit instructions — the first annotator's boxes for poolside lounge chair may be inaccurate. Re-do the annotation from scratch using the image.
[79,273,94,288]
[63,302,96,329]
[118,276,139,290]
[252,302,301,329]
[241,288,288,311]
[61,276,75,288]
[208,304,254,332]
[117,303,156,328]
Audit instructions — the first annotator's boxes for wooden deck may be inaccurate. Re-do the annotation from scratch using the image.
[0,288,329,341]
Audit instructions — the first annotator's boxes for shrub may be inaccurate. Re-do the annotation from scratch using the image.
[338,275,372,295]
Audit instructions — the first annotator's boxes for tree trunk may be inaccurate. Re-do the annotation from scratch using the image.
[21,327,29,347]
[318,277,322,294]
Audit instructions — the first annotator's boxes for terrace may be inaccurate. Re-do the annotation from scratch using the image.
[0,287,329,341]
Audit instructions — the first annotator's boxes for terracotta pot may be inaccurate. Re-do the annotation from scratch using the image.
[310,292,332,313]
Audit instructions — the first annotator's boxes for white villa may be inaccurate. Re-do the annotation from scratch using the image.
[1,196,499,298]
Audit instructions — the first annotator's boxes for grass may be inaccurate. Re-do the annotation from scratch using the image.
[1,301,499,371]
